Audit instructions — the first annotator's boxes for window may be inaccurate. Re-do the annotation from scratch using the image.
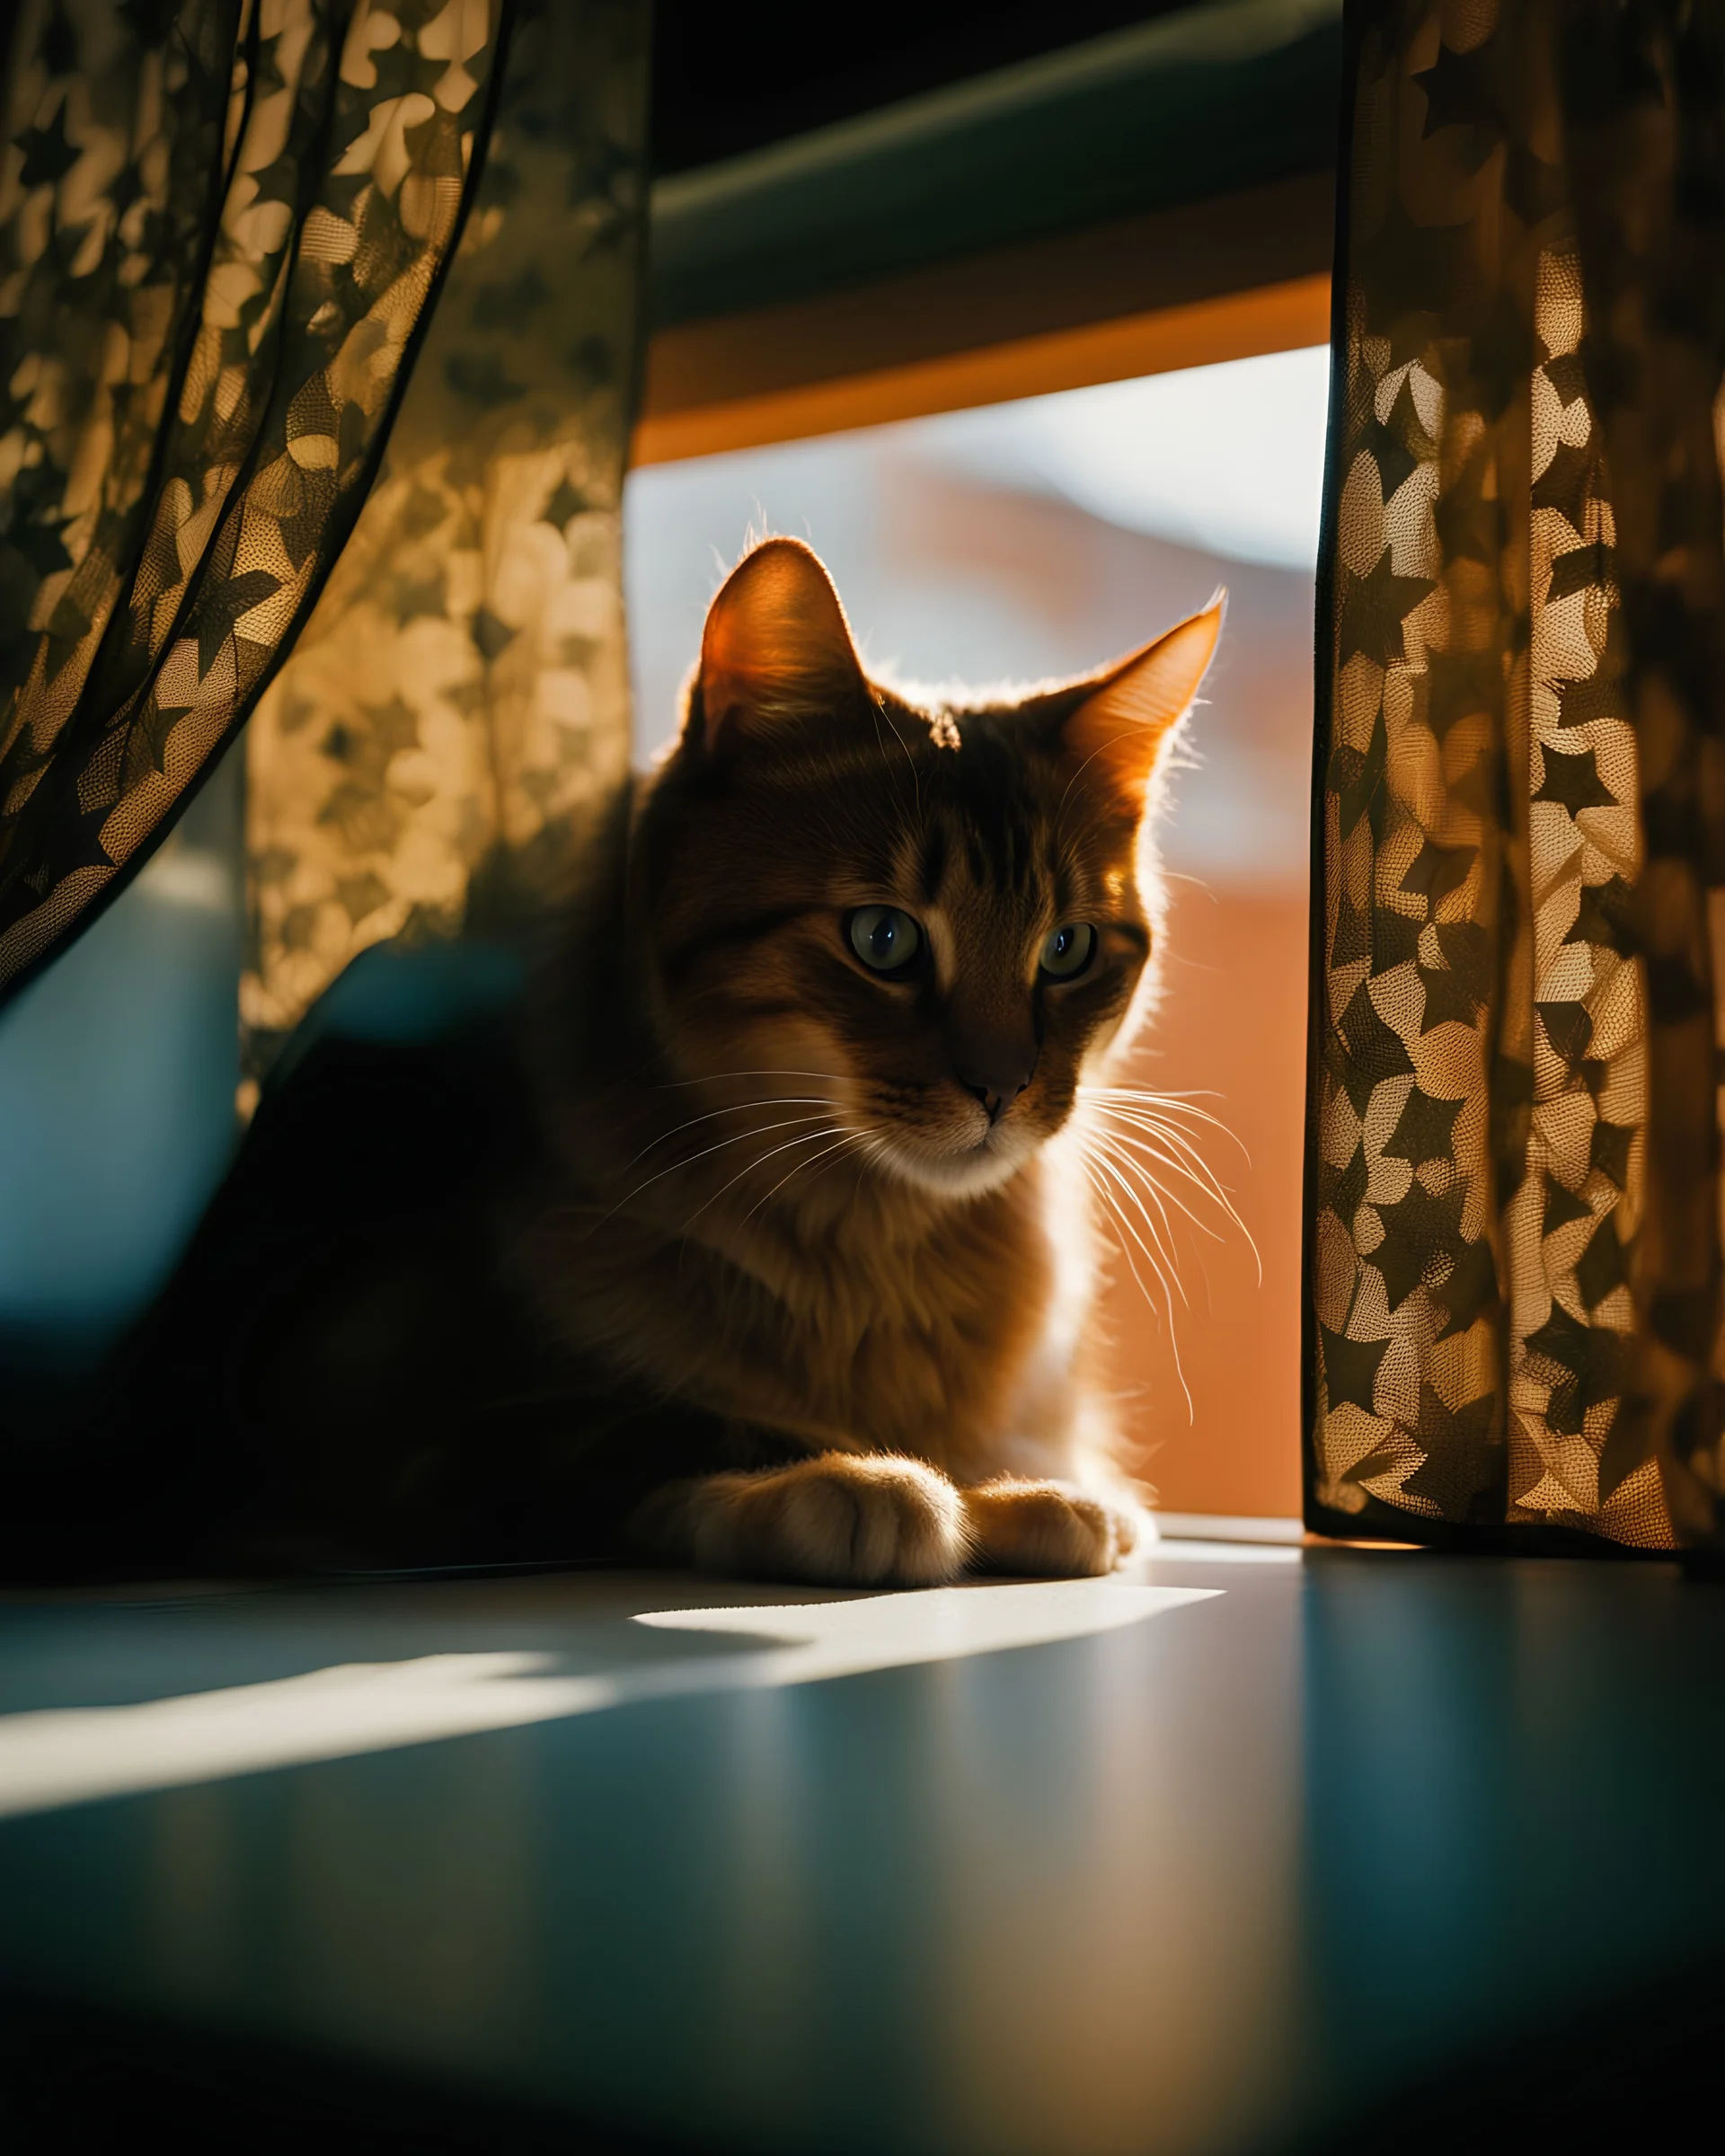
[625,345,1328,1518]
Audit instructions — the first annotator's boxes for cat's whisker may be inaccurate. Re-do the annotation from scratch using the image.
[1109,1089,1230,1109]
[1084,1081,1238,1123]
[843,1128,893,1203]
[1090,1127,1234,1370]
[589,1114,838,1234]
[1092,1152,1209,1337]
[1052,738,1115,844]
[1099,1143,1227,1322]
[680,1124,850,1233]
[1078,1160,1143,1300]
[1094,1125,1258,1302]
[1079,1161,1166,1324]
[1099,1122,1238,1217]
[1084,1107,1261,1282]
[653,1070,848,1090]
[1091,1122,1232,1246]
[1085,1083,1222,1100]
[627,1097,832,1166]
[1092,1167,1199,1425]
[739,1129,868,1224]
[1084,1094,1252,1222]
[849,1128,897,1188]
[801,1127,880,1186]
[1091,1147,1216,1306]
[1080,1159,1194,1421]
[1082,1085,1251,1159]
[1104,1144,1246,1266]
[1092,1102,1241,1188]
[1092,1085,1224,1100]
[1085,1143,1190,1309]
[1094,1104,1246,1180]
[870,695,924,831]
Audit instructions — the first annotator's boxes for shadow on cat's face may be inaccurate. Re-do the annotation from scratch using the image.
[636,541,1222,1201]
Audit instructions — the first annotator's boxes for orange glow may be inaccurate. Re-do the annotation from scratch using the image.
[633,275,1331,467]
[1102,885,1310,1520]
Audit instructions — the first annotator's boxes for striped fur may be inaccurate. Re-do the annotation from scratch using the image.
[522,539,1223,1586]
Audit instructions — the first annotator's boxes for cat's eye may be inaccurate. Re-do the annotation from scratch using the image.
[847,906,923,974]
[1039,922,1096,979]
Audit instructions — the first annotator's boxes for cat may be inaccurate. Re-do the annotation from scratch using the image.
[511,536,1224,1586]
[33,535,1222,1589]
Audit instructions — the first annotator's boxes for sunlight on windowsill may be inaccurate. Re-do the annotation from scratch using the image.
[0,1575,1221,1823]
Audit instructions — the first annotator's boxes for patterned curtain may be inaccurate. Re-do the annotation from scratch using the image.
[241,0,643,1068]
[1307,0,1725,1554]
[0,0,646,1056]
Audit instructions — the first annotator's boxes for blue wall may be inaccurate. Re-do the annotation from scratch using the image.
[0,747,243,1387]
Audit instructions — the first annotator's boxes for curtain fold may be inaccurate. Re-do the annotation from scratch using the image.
[0,0,508,995]
[1308,0,1725,1553]
[0,0,647,1028]
[240,0,645,1066]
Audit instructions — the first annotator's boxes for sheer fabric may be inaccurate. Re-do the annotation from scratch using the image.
[1309,0,1725,1552]
[0,0,527,1000]
[2,0,643,1050]
[241,0,644,1063]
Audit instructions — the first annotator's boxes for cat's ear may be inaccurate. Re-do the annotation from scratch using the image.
[1059,595,1225,807]
[689,537,867,752]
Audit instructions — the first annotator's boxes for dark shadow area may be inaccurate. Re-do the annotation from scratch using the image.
[0,1985,688,2156]
[650,3,1190,175]
[1295,1551,1725,2145]
[7,1955,1723,2156]
[0,943,806,1587]
[1295,1948,1725,2155]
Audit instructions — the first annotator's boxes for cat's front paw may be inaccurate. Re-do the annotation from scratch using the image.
[962,1478,1140,1577]
[669,1452,972,1586]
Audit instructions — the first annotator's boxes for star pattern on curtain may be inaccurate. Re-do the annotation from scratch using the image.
[0,0,515,997]
[1306,0,1717,1550]
[241,0,646,1063]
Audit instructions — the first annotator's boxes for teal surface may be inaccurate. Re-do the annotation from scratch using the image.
[1,1548,1721,2151]
[262,937,528,1100]
[647,0,1345,325]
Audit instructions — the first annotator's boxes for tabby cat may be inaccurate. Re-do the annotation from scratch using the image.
[58,535,1223,1588]
[517,537,1224,1586]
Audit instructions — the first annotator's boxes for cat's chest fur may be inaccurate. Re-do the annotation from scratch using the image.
[542,1161,1075,1480]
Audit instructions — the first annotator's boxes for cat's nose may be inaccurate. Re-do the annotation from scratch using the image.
[958,1056,1036,1124]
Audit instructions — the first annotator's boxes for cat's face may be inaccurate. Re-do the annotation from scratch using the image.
[638,541,1221,1198]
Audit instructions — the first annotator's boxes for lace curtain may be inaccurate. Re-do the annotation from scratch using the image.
[1308,0,1725,1554]
[0,0,646,1062]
